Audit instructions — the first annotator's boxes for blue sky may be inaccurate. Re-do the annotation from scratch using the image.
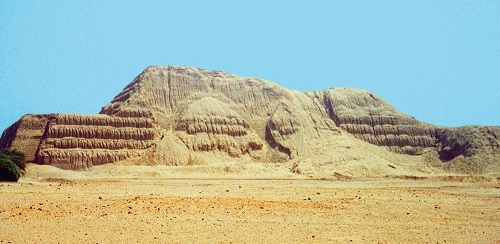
[1,0,499,131]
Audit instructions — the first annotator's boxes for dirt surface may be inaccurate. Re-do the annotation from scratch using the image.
[1,171,499,243]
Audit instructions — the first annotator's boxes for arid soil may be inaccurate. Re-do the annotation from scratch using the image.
[1,167,498,243]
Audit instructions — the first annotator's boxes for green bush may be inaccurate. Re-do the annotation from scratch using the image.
[0,148,26,172]
[0,157,21,182]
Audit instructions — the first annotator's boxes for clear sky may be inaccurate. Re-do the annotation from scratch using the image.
[1,1,499,131]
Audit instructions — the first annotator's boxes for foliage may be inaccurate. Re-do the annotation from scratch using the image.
[0,148,27,172]
[0,148,27,182]
[0,157,21,182]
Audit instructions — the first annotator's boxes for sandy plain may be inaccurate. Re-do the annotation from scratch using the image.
[0,164,499,243]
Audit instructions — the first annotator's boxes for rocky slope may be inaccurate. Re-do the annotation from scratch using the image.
[1,66,499,175]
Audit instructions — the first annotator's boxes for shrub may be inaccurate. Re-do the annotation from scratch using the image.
[0,157,21,182]
[0,148,26,172]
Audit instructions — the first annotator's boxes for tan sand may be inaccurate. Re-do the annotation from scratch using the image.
[0,165,498,243]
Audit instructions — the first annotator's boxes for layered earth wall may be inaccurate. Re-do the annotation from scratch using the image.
[1,66,499,173]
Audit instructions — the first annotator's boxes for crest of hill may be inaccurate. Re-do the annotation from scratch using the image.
[1,65,499,177]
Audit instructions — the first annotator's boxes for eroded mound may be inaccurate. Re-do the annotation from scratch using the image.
[1,66,499,175]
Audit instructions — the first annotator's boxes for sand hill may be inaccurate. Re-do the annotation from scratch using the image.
[1,66,499,177]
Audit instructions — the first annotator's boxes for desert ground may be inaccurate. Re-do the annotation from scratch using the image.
[0,164,499,243]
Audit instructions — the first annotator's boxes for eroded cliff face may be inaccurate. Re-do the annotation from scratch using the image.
[0,114,156,170]
[322,88,437,155]
[0,114,53,162]
[435,127,500,173]
[1,66,499,173]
